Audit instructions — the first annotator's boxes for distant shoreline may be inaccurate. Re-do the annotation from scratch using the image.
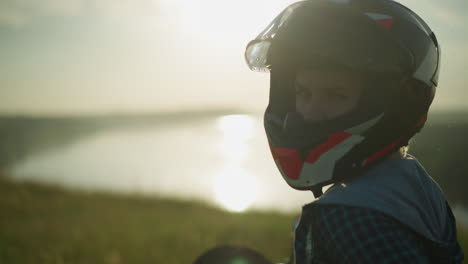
[0,108,250,171]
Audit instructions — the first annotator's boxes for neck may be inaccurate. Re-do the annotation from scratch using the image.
[388,150,405,160]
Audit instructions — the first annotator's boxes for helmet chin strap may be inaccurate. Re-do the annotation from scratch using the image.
[311,187,323,198]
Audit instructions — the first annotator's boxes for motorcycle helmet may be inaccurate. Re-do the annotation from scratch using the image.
[245,0,441,197]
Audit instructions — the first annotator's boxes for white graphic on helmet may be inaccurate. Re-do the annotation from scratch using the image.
[279,114,384,189]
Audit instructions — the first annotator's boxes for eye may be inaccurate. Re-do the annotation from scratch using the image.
[325,89,349,101]
[327,92,348,100]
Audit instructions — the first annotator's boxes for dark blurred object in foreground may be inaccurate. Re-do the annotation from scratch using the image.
[193,245,273,264]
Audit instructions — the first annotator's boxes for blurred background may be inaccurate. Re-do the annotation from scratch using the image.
[1,0,467,263]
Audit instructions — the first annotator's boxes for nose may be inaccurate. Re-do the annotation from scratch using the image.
[298,94,328,122]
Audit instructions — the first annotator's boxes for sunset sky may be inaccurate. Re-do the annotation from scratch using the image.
[1,0,467,115]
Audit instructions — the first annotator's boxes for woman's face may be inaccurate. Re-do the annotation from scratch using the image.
[295,68,364,122]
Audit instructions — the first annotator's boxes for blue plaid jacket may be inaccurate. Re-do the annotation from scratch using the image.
[291,156,464,263]
[293,204,463,264]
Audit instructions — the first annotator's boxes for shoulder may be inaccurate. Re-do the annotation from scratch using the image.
[309,204,423,239]
[304,205,430,263]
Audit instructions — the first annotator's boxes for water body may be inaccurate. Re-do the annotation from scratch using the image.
[7,114,314,212]
[6,113,468,226]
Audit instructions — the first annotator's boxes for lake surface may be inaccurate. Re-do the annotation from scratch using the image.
[6,113,468,224]
[7,114,314,212]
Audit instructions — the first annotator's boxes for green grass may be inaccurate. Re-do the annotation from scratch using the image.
[0,177,296,264]
[458,225,468,263]
[1,177,467,264]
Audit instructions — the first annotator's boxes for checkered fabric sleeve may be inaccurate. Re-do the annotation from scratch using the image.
[295,205,431,263]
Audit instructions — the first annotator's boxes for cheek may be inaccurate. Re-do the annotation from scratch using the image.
[295,96,306,111]
[296,95,314,114]
[295,96,317,121]
[328,96,361,117]
[295,93,361,121]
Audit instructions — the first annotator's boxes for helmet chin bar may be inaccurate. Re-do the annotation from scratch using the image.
[268,111,385,194]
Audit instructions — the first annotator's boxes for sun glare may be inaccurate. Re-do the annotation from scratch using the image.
[157,0,295,49]
[213,169,258,212]
[213,114,258,212]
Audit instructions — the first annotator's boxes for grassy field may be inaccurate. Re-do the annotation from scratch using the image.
[460,225,468,264]
[0,176,296,264]
[1,176,467,264]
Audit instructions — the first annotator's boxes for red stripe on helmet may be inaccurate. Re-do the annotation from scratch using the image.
[271,147,303,180]
[377,18,394,30]
[305,132,353,164]
[363,136,406,165]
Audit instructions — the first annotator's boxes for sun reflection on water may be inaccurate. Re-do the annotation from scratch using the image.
[213,168,258,212]
[213,114,258,212]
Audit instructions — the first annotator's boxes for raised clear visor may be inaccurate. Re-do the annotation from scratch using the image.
[245,40,272,72]
[244,1,303,72]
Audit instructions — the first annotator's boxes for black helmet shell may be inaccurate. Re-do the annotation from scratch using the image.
[245,0,441,194]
